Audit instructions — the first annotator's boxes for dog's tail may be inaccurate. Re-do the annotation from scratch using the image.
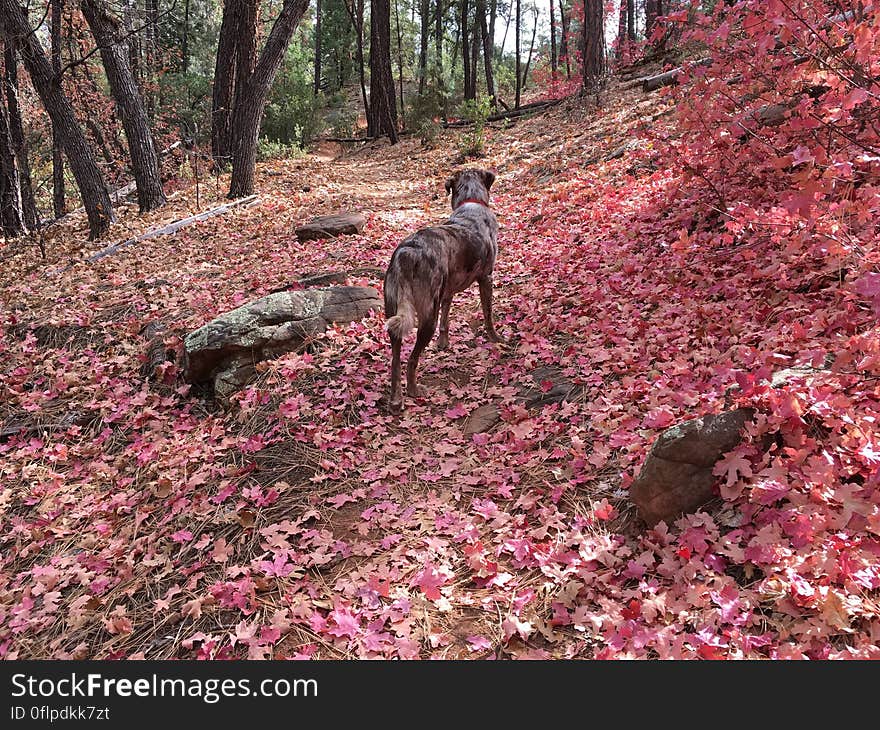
[384,266,417,339]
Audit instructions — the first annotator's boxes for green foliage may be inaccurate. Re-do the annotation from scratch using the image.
[456,96,492,157]
[257,136,307,161]
[318,0,357,93]
[160,71,213,144]
[262,40,326,148]
[406,89,445,147]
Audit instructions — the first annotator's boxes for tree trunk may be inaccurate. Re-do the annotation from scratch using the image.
[418,0,428,94]
[627,0,635,41]
[0,84,23,237]
[520,7,538,92]
[514,0,521,108]
[559,0,569,79]
[581,0,604,91]
[342,0,369,120]
[469,6,479,98]
[393,0,404,113]
[233,0,258,120]
[460,0,472,101]
[81,0,166,212]
[367,0,398,141]
[51,0,65,218]
[3,41,38,230]
[228,0,311,198]
[646,0,661,39]
[211,0,241,166]
[2,0,113,238]
[145,0,158,117]
[182,0,191,73]
[434,0,443,110]
[477,0,495,105]
[549,0,557,74]
[314,0,322,94]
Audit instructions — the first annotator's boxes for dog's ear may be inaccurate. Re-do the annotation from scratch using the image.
[480,169,496,191]
[444,174,457,196]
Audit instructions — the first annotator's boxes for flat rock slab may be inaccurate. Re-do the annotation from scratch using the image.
[183,286,381,401]
[295,212,366,242]
[463,367,581,434]
[629,408,755,527]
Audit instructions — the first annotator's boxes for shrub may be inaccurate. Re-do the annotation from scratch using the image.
[457,96,492,157]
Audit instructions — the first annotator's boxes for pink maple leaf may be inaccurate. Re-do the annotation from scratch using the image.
[327,607,360,639]
[413,566,449,600]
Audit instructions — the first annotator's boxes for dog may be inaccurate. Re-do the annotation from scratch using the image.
[383,168,502,412]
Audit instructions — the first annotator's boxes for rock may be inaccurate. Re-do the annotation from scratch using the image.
[295,212,366,242]
[183,286,381,398]
[519,366,579,408]
[462,367,581,435]
[464,404,501,434]
[629,408,755,526]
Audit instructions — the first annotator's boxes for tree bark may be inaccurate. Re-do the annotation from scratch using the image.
[0,82,23,237]
[81,0,166,212]
[393,0,404,113]
[234,0,258,112]
[51,0,65,218]
[418,0,429,94]
[211,0,241,165]
[228,0,312,198]
[1,0,113,238]
[469,4,479,98]
[341,0,369,120]
[367,0,398,141]
[3,41,37,230]
[477,0,495,105]
[314,0,322,94]
[581,0,604,91]
[559,0,569,78]
[182,0,191,73]
[514,0,521,108]
[520,7,538,92]
[627,0,635,41]
[460,0,472,101]
[145,0,158,117]
[549,0,557,73]
[434,0,443,111]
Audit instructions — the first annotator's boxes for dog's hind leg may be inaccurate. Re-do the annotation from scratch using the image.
[389,332,404,412]
[436,296,452,350]
[406,308,439,399]
[478,276,503,343]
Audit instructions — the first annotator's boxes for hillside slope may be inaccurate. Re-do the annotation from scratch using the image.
[1,64,878,659]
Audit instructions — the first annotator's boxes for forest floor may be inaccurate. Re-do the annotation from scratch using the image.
[1,68,879,659]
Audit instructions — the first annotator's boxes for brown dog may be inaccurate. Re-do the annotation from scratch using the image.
[384,168,501,412]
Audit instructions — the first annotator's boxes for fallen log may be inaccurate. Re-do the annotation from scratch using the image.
[443,98,565,128]
[641,57,713,92]
[87,195,259,263]
[48,195,259,276]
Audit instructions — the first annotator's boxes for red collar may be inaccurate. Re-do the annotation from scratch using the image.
[454,198,490,210]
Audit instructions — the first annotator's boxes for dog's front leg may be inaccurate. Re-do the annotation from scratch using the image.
[436,297,452,350]
[478,276,503,343]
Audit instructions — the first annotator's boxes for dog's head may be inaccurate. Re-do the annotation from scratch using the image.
[445,168,496,209]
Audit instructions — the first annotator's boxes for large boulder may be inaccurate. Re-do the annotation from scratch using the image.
[183,286,381,401]
[295,212,366,242]
[629,408,755,526]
